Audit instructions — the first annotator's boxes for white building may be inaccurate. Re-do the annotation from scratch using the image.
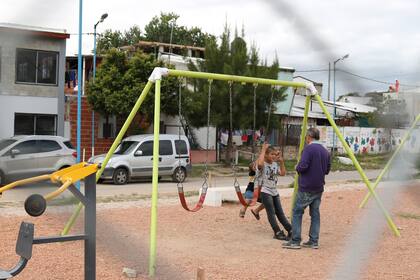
[0,23,69,139]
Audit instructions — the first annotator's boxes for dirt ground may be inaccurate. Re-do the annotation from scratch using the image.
[1,186,419,280]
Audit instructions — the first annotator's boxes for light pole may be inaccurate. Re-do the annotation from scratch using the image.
[91,13,108,157]
[332,53,349,156]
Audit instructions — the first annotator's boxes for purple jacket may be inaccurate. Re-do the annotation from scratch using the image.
[296,142,331,192]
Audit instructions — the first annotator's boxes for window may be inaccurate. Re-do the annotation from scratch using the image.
[0,139,17,151]
[38,140,61,152]
[114,141,138,155]
[16,48,58,85]
[159,140,173,155]
[14,113,57,135]
[7,140,38,155]
[175,140,188,155]
[98,115,117,139]
[136,141,153,156]
[63,141,74,149]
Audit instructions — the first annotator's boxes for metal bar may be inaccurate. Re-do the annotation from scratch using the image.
[33,234,86,244]
[62,81,153,236]
[359,113,420,208]
[290,95,311,218]
[314,94,400,237]
[67,184,88,206]
[44,180,72,201]
[84,173,96,280]
[167,69,308,88]
[149,79,161,277]
[0,175,50,194]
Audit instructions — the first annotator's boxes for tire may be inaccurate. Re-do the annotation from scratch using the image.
[172,167,186,183]
[112,168,129,185]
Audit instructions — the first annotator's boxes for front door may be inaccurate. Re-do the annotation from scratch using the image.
[1,140,39,181]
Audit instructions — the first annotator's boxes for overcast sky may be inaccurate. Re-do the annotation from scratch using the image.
[2,0,420,99]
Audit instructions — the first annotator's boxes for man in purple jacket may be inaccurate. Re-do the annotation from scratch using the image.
[283,127,331,249]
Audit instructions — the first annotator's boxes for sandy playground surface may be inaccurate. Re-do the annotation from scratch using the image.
[1,184,420,280]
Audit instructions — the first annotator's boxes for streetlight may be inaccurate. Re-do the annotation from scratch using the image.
[332,53,349,156]
[91,12,108,157]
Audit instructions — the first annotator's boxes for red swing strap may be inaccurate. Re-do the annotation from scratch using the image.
[177,178,209,212]
[234,177,261,207]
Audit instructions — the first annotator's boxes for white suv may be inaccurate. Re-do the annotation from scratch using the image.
[0,135,77,185]
[89,134,192,184]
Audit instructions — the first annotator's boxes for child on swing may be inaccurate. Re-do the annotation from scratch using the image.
[239,161,265,218]
[257,143,292,240]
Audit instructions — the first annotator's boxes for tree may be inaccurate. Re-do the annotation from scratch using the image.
[96,25,143,54]
[184,25,286,162]
[86,49,178,128]
[365,93,409,128]
[144,12,214,46]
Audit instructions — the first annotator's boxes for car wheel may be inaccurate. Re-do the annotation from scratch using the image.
[113,168,129,185]
[172,167,186,183]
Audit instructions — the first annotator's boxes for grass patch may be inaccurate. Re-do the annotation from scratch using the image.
[398,212,420,220]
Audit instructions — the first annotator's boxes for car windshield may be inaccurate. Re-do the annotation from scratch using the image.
[114,141,139,155]
[0,139,17,151]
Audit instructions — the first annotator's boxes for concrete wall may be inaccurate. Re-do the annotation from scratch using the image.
[0,31,66,137]
[0,95,58,138]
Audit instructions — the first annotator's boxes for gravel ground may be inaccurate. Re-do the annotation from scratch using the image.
[0,185,419,280]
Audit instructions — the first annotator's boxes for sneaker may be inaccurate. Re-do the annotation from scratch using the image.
[282,241,301,249]
[273,231,287,240]
[286,230,292,241]
[302,241,319,249]
[251,209,260,220]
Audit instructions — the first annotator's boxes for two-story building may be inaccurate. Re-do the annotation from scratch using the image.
[0,23,69,139]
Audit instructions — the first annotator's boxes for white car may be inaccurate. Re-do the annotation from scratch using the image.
[89,134,192,184]
[0,135,77,185]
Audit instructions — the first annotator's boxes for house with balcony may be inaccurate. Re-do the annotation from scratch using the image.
[0,23,69,139]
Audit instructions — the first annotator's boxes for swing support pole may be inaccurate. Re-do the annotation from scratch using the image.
[290,95,311,219]
[62,81,154,235]
[313,94,400,237]
[359,113,420,208]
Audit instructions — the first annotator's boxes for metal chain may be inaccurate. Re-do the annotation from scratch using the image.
[177,78,184,190]
[252,83,258,161]
[265,86,275,141]
[203,80,213,185]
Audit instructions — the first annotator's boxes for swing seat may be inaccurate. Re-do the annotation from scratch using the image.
[201,186,246,207]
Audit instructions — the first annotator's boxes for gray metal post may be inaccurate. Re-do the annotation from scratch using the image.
[84,173,96,280]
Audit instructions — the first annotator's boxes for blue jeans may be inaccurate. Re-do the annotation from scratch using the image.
[261,192,292,234]
[291,191,323,244]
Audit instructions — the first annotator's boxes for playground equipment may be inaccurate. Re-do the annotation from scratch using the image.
[176,79,212,212]
[59,68,401,277]
[0,163,98,279]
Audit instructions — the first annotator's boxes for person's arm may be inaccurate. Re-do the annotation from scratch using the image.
[326,151,331,175]
[275,152,286,176]
[296,148,311,174]
[256,143,268,170]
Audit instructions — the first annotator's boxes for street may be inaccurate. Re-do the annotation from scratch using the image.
[0,169,382,203]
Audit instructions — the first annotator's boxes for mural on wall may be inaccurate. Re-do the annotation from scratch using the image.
[316,126,418,154]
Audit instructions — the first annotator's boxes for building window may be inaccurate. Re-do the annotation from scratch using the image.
[14,113,57,135]
[16,48,58,85]
[98,115,116,139]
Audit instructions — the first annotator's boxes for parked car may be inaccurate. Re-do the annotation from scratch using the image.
[89,134,192,184]
[0,135,77,185]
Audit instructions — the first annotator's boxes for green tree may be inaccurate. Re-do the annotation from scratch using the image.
[96,25,144,54]
[184,25,286,162]
[86,49,178,128]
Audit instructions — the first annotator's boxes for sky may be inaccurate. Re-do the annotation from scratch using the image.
[2,0,420,99]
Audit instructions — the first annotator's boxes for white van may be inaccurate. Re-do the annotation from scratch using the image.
[89,134,191,184]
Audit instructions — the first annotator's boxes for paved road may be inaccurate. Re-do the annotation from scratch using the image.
[0,169,382,202]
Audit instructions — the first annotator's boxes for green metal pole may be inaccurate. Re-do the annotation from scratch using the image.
[314,94,400,236]
[149,79,161,277]
[359,114,420,208]
[62,81,154,235]
[167,69,307,88]
[290,95,311,219]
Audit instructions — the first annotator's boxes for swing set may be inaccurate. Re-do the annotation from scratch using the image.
[60,67,404,277]
[3,68,415,279]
